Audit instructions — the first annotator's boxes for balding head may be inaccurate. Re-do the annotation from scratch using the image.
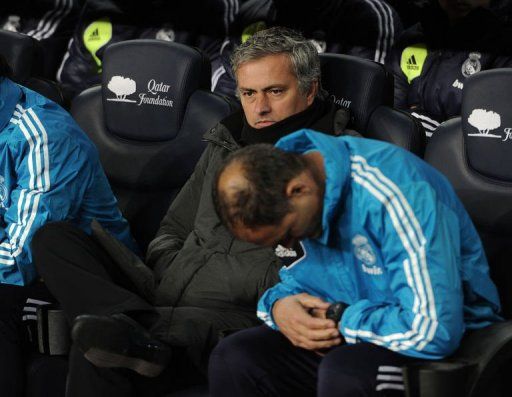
[215,159,252,229]
[214,144,308,232]
[214,143,326,247]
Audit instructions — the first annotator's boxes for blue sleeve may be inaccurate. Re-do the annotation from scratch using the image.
[0,106,96,285]
[257,249,308,329]
[73,151,136,254]
[341,177,465,359]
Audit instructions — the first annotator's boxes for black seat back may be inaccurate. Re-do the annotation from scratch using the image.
[424,68,512,318]
[320,53,425,156]
[0,30,64,105]
[71,39,235,251]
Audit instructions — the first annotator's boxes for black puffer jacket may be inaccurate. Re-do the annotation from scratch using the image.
[147,112,280,311]
[388,3,512,135]
[146,100,347,311]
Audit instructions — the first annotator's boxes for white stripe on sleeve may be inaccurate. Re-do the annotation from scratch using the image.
[345,155,438,352]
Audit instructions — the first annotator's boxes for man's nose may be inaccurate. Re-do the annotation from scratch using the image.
[255,94,270,114]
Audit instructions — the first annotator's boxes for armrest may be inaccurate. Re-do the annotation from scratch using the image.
[452,321,512,397]
[403,360,477,397]
[403,321,512,397]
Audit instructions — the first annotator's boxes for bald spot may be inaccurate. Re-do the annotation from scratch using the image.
[217,160,250,209]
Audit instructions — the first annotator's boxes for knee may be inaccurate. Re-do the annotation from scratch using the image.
[209,327,270,379]
[318,350,368,396]
[210,330,254,372]
[32,222,74,252]
[31,222,81,273]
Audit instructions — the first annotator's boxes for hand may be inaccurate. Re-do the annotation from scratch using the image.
[272,293,342,351]
[310,308,327,319]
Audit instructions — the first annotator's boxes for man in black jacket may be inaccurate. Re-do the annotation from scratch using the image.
[32,27,349,396]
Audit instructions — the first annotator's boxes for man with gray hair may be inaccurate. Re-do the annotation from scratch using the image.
[32,26,350,395]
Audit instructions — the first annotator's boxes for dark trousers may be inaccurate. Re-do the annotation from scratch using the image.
[0,281,56,397]
[31,222,257,396]
[209,325,422,397]
[32,222,155,324]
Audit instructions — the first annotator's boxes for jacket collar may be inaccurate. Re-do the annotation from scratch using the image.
[275,129,350,245]
[0,78,22,132]
[202,97,345,152]
[202,109,243,151]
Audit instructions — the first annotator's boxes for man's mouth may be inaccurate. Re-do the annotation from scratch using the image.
[255,120,275,128]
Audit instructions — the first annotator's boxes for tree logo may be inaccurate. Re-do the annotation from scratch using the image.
[106,76,137,103]
[468,109,502,138]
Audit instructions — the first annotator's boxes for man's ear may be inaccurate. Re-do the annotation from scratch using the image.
[285,176,310,198]
[306,81,318,105]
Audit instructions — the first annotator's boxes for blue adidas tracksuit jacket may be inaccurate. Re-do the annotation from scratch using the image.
[0,77,134,286]
[258,130,501,359]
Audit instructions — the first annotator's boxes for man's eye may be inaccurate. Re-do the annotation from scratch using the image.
[269,89,283,95]
[241,91,254,97]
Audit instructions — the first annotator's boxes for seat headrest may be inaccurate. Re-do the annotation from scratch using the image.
[462,69,512,181]
[102,39,211,142]
[0,30,43,82]
[320,53,393,132]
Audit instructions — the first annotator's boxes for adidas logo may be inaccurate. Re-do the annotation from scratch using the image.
[88,28,100,40]
[406,54,419,70]
[274,244,297,258]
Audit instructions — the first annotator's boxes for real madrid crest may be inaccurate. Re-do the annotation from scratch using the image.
[461,52,481,78]
[0,176,7,209]
[309,39,327,54]
[156,25,175,42]
[352,234,376,266]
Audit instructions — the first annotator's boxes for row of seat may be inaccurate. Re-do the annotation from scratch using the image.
[2,29,512,397]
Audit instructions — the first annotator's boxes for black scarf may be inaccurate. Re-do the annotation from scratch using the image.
[239,97,336,146]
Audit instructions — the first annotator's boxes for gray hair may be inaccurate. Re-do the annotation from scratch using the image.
[230,26,321,97]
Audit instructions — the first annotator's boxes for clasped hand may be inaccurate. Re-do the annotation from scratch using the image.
[272,293,343,351]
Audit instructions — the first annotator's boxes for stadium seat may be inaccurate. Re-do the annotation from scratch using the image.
[320,53,425,156]
[71,39,236,251]
[0,30,64,105]
[411,68,512,397]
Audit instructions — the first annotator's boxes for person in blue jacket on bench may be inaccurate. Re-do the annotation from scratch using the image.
[211,129,501,397]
